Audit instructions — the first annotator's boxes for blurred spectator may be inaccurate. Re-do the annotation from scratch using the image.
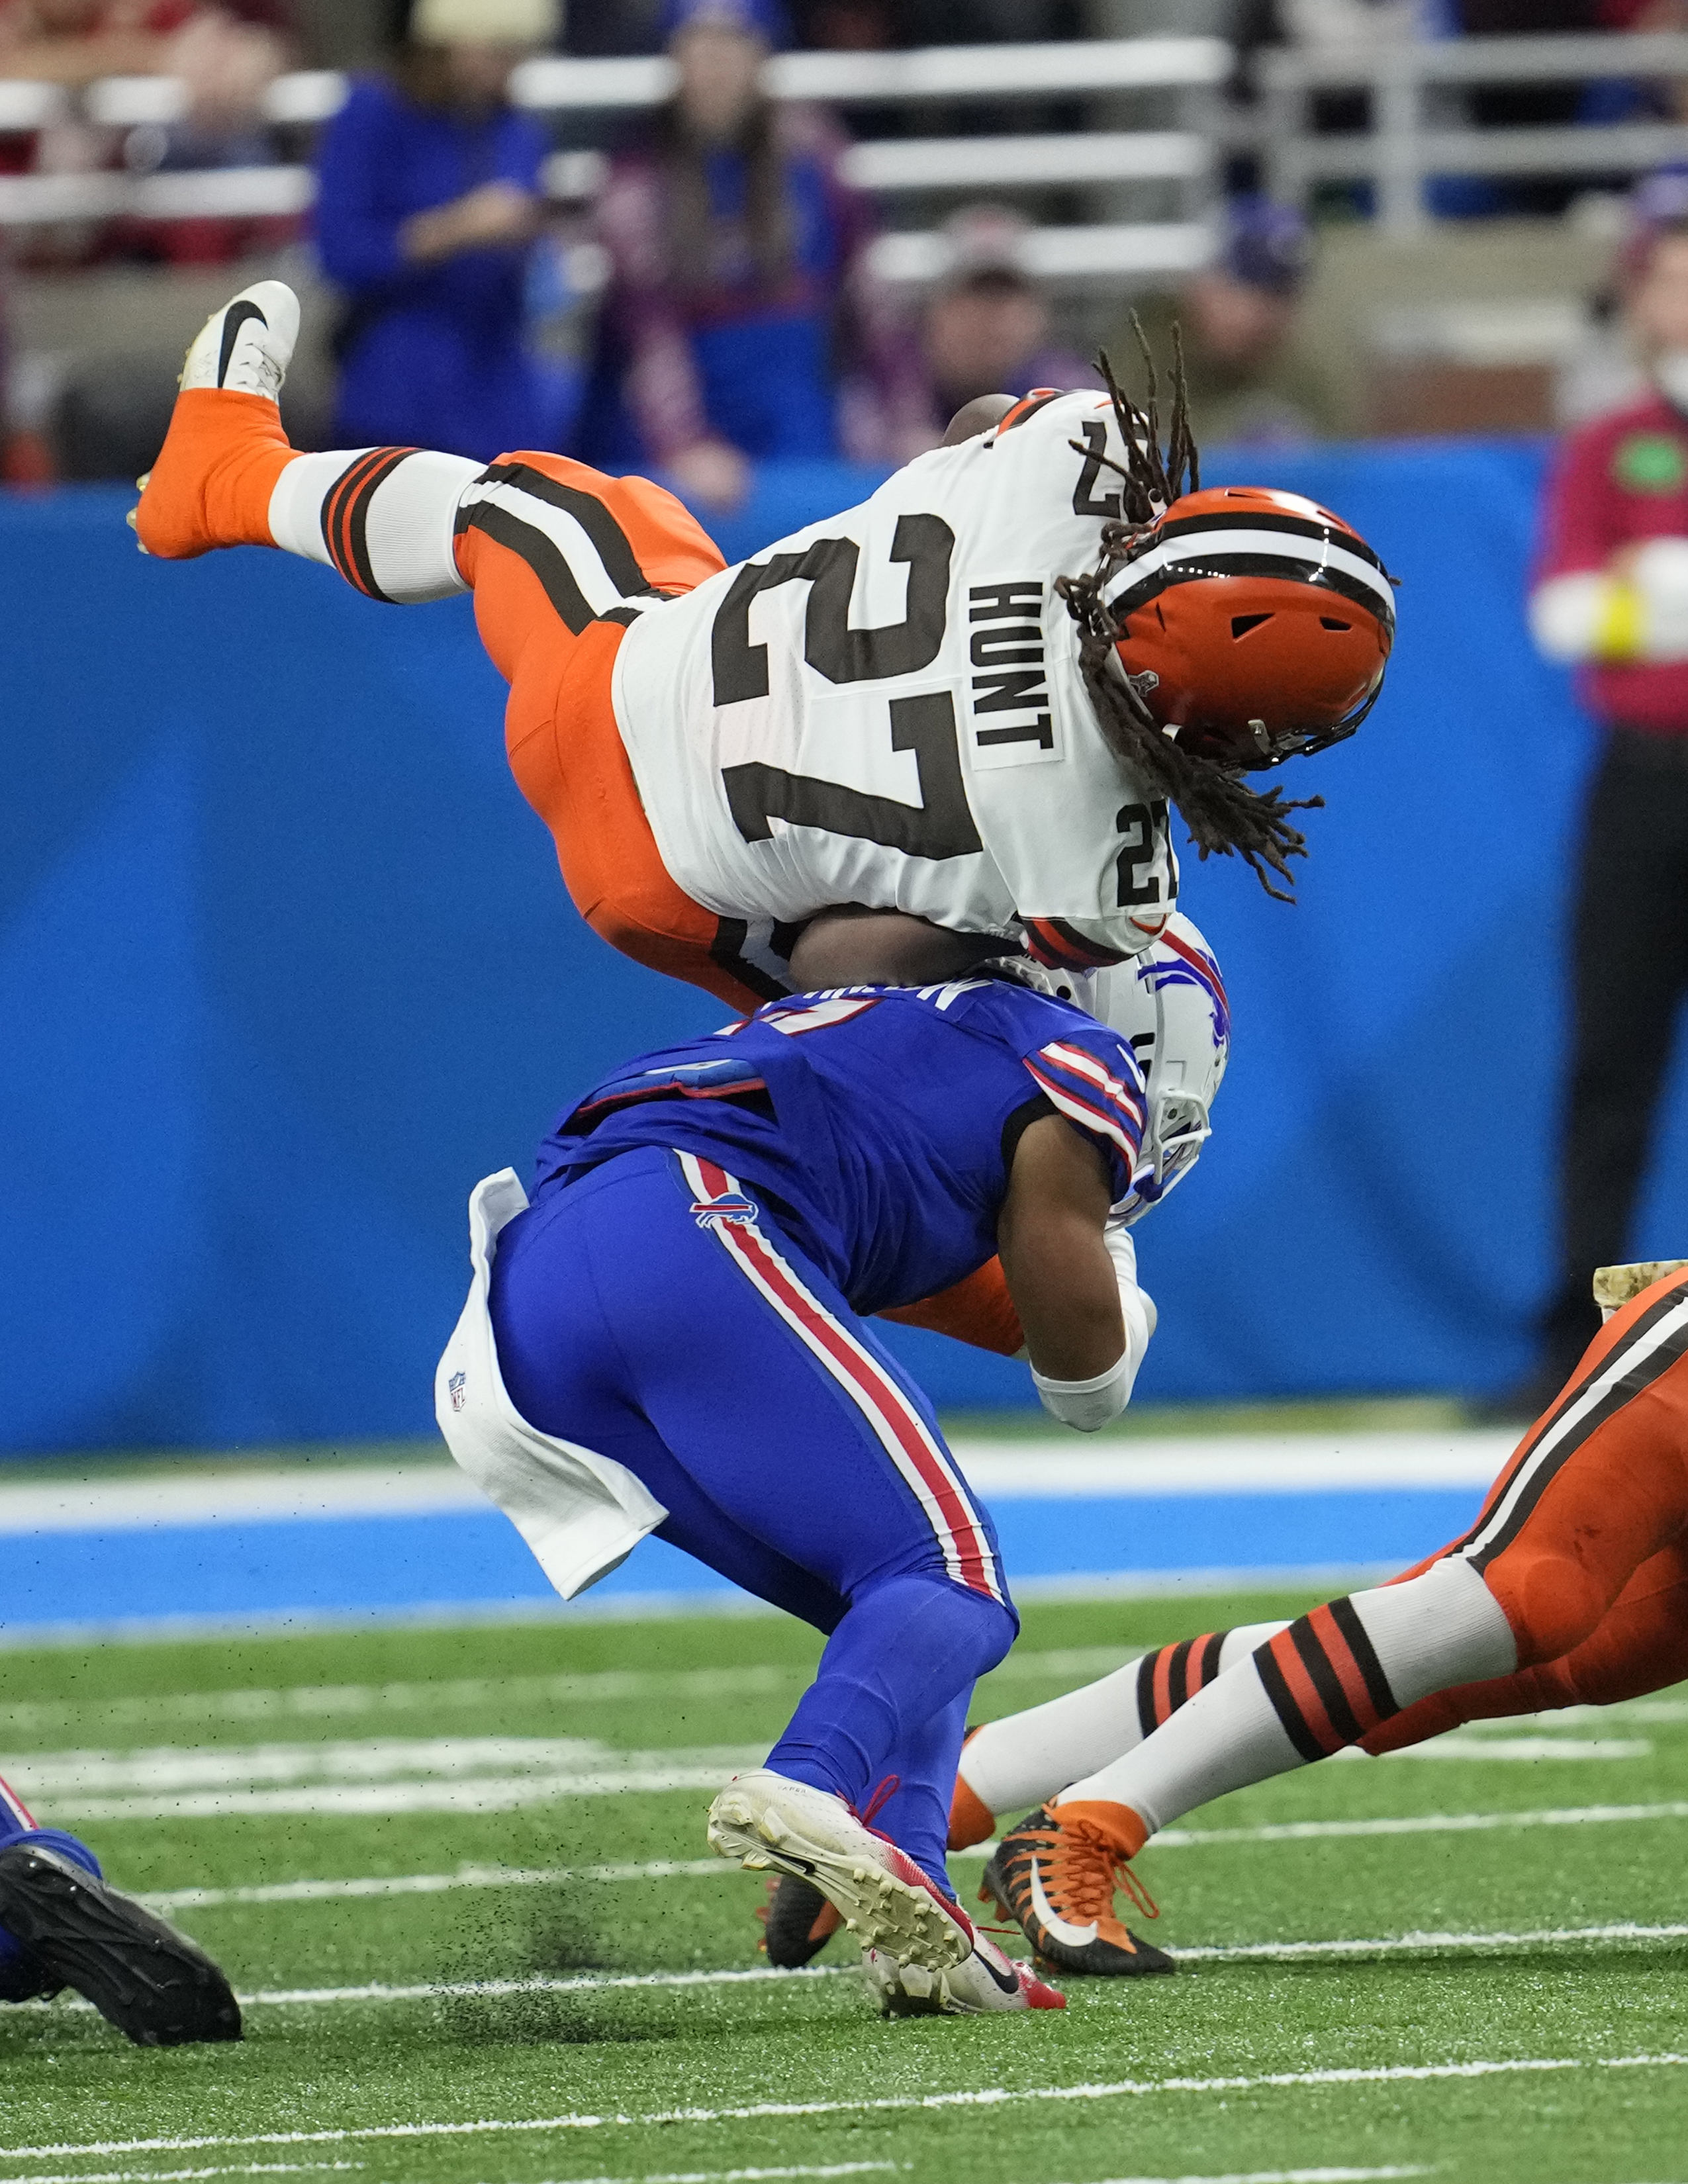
[1128,197,1345,447]
[0,5,293,263]
[918,207,1100,435]
[1548,173,1688,428]
[314,0,575,462]
[0,0,287,85]
[1525,207,1688,1406]
[576,0,929,507]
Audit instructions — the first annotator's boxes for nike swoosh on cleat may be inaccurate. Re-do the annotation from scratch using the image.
[217,299,268,389]
[1027,1857,1100,1949]
[974,1948,1021,1996]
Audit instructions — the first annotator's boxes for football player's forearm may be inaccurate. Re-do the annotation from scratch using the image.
[998,1119,1126,1397]
[1010,1223,1125,1383]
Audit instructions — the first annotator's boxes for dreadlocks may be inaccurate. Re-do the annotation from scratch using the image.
[1056,318,1321,903]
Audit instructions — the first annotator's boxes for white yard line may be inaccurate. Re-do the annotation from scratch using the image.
[11,1667,1680,1746]
[6,2052,1687,2160]
[1,2167,362,2184]
[45,1918,1683,2014]
[1173,1919,1688,1962]
[12,1739,751,1796]
[1331,1735,1651,1762]
[238,1966,848,2005]
[2,1649,1137,1737]
[558,2169,900,2184]
[1059,2173,1429,2184]
[1,2170,890,2184]
[141,1858,732,1913]
[19,1722,1654,1827]
[11,1739,771,1821]
[225,1922,1688,2003]
[137,1799,1688,1911]
[1143,1798,1688,1851]
[44,1768,756,1821]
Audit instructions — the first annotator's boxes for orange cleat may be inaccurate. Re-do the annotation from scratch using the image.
[981,1800,1174,1978]
[130,281,302,561]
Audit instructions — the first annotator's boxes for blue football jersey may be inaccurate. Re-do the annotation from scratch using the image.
[536,977,1147,1316]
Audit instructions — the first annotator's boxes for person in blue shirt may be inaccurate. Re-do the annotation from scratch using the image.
[313,0,575,461]
[575,0,929,508]
[438,969,1158,2017]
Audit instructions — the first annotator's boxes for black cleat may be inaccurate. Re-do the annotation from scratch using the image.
[0,1944,60,2005]
[757,1871,844,1968]
[0,1841,242,2045]
[982,1803,1176,1978]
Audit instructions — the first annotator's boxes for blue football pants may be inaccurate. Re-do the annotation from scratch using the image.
[488,1146,1018,1891]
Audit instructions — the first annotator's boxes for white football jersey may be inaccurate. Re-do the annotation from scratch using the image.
[611,390,1180,994]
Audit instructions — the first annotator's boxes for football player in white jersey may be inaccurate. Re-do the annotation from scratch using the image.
[132,283,1395,1012]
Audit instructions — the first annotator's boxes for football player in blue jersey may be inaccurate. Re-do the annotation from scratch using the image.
[433,919,1228,2017]
[0,1774,240,2044]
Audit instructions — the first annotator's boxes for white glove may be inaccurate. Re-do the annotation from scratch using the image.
[1103,1218,1158,1377]
[1031,1353,1133,1432]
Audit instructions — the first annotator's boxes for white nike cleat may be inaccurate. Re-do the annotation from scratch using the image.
[863,1929,1066,2015]
[178,279,300,400]
[130,281,302,561]
[708,1768,972,1974]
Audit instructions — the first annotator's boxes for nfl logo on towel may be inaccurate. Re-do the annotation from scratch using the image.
[448,1370,467,1413]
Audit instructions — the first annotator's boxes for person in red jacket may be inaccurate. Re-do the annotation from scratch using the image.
[1526,204,1688,1406]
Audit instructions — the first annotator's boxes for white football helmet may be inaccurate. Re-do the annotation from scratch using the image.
[1020,913,1229,1225]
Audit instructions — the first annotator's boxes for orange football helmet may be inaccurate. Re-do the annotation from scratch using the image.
[1103,485,1395,770]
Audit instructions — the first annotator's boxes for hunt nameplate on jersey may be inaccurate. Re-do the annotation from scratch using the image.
[1592,1259,1688,1312]
[966,579,1062,772]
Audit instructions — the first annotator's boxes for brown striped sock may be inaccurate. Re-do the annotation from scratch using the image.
[1133,1632,1231,1737]
[1253,1598,1401,1761]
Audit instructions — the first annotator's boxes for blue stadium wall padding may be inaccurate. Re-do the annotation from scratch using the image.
[5,443,1687,1453]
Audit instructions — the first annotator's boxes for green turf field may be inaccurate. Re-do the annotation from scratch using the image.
[2,1593,1685,2184]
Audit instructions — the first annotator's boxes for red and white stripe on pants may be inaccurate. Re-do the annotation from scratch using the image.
[0,1774,34,1831]
[678,1152,1005,1604]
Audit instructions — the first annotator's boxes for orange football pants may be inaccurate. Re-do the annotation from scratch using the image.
[451,453,770,1014]
[1364,1267,1688,1754]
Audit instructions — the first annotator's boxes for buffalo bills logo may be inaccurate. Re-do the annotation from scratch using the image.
[690,1189,761,1232]
[1138,944,1231,1047]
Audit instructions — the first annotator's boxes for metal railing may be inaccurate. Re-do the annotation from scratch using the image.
[1260,30,1688,235]
[0,36,1230,131]
[0,36,1226,263]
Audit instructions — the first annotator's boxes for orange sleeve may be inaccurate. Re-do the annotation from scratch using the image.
[880,1257,1025,1357]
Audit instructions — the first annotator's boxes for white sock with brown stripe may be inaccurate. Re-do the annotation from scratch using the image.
[1053,1559,1515,1843]
[957,1621,1287,1819]
[267,447,479,602]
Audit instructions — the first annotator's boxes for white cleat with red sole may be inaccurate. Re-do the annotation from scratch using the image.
[708,1768,973,1975]
[863,1929,1066,2016]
